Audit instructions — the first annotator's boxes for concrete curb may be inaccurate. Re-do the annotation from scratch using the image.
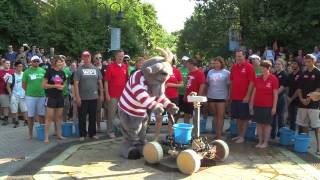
[279,148,320,178]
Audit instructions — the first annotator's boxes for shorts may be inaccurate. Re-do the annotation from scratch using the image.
[231,100,250,120]
[183,101,194,115]
[178,95,184,110]
[296,108,320,128]
[25,96,46,117]
[208,98,226,103]
[10,96,27,113]
[0,94,10,108]
[169,97,179,106]
[45,97,64,108]
[253,106,273,125]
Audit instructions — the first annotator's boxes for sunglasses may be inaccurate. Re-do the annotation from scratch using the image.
[95,57,102,59]
[32,60,40,63]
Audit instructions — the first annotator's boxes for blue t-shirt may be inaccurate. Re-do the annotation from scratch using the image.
[4,52,17,63]
[206,69,230,100]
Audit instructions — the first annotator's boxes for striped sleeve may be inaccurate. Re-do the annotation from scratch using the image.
[157,94,173,109]
[132,83,157,110]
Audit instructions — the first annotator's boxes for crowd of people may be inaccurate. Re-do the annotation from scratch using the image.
[1,43,320,155]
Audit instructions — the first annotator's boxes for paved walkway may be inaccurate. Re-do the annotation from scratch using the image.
[33,137,320,180]
[2,116,320,179]
[0,120,108,179]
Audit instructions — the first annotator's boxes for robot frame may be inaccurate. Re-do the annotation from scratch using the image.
[143,94,229,175]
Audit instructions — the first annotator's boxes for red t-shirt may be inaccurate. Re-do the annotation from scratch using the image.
[165,67,182,99]
[230,61,256,100]
[0,69,15,95]
[104,62,128,98]
[184,69,205,102]
[254,74,279,107]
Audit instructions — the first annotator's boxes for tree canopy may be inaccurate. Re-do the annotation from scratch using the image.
[177,0,320,60]
[0,0,176,58]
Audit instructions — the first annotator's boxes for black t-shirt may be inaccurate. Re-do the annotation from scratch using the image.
[275,70,288,87]
[275,70,288,96]
[299,68,320,109]
[44,68,66,98]
[287,71,302,105]
[40,63,51,70]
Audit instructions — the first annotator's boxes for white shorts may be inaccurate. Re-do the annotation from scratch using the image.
[296,108,320,128]
[10,96,27,113]
[25,96,46,118]
[0,94,10,108]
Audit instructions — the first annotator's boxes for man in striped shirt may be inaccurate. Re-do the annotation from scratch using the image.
[118,49,179,160]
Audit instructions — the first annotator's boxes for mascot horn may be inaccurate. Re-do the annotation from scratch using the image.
[117,47,179,159]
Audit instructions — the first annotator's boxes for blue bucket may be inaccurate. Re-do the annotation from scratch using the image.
[294,134,311,153]
[279,127,294,145]
[245,122,256,139]
[73,122,80,137]
[173,123,193,144]
[200,119,207,133]
[36,124,45,141]
[229,120,239,136]
[62,122,73,137]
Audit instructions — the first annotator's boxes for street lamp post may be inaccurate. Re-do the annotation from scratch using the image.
[95,1,124,51]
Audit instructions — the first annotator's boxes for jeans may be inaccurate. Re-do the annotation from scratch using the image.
[287,103,298,131]
[271,93,285,138]
[78,99,97,137]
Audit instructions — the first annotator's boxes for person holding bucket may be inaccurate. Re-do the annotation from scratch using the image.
[42,55,66,144]
[296,54,320,155]
[205,57,230,140]
[250,61,279,148]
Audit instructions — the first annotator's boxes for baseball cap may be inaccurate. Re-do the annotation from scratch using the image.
[181,56,190,61]
[249,54,261,61]
[124,55,130,59]
[31,55,40,61]
[82,51,91,57]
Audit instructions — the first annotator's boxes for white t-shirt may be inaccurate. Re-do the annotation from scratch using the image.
[206,69,230,100]
[8,72,25,98]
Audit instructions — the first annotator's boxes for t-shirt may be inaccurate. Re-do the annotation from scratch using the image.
[230,61,256,101]
[74,65,102,100]
[104,62,128,98]
[8,72,25,98]
[207,69,230,100]
[22,67,46,97]
[184,69,206,102]
[298,68,320,109]
[287,71,302,105]
[178,67,188,95]
[254,74,279,107]
[62,67,71,96]
[274,70,288,95]
[0,69,15,95]
[44,68,66,98]
[165,67,183,99]
[39,63,51,70]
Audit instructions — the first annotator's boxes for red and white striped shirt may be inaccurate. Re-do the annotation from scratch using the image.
[118,70,172,117]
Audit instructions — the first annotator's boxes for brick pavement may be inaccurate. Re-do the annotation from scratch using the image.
[33,137,320,180]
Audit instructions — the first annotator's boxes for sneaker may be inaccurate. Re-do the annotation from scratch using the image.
[91,135,99,140]
[107,132,116,139]
[79,137,85,141]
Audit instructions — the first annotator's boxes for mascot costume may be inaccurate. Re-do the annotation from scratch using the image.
[117,48,179,159]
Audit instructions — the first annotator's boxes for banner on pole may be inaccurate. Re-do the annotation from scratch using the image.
[111,28,121,50]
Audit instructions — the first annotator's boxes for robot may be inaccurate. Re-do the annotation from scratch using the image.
[143,95,229,175]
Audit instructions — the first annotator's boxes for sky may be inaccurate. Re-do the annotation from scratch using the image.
[141,0,196,33]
